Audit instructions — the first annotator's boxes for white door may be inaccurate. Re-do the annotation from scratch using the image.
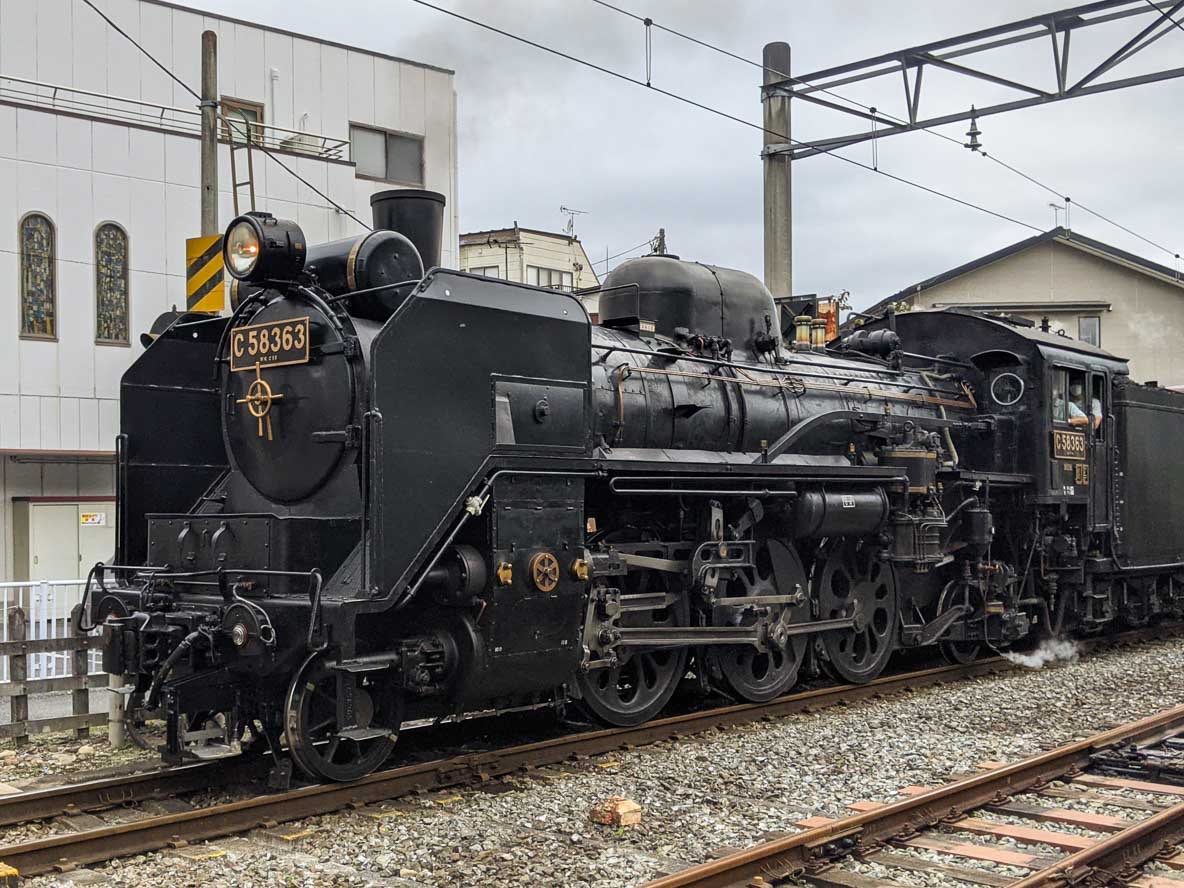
[30,504,80,581]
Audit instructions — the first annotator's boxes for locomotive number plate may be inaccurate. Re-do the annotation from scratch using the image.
[1052,429,1087,461]
[230,316,309,371]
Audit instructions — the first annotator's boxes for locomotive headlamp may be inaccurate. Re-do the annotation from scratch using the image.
[223,212,307,283]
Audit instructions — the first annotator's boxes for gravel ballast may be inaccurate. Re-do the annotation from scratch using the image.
[16,635,1184,887]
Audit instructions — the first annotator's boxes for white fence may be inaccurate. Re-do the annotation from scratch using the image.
[0,581,104,684]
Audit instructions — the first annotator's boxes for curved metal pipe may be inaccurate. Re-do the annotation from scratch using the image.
[145,630,206,709]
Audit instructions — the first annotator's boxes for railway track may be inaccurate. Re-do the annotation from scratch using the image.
[643,705,1184,888]
[0,625,1176,879]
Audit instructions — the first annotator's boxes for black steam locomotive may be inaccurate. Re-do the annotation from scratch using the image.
[91,190,1184,782]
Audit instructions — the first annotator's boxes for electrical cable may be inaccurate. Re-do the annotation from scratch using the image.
[78,0,371,231]
[589,0,1182,260]
[597,237,657,268]
[406,0,1044,234]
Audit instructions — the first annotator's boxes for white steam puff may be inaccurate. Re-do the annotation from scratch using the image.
[1002,638,1080,670]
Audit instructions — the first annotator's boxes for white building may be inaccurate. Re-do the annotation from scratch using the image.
[0,0,458,581]
[460,224,600,306]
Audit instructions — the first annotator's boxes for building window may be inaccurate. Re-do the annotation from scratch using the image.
[19,212,56,340]
[350,124,424,185]
[221,96,264,144]
[1078,315,1100,347]
[469,265,501,279]
[95,223,130,346]
[527,266,573,291]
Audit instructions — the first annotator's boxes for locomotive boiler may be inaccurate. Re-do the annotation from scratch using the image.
[92,193,1184,782]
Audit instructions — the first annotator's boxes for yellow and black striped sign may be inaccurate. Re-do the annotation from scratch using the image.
[186,235,225,311]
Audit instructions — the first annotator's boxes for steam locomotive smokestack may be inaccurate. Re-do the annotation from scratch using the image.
[370,189,446,269]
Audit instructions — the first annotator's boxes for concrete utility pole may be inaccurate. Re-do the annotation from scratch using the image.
[200,30,219,236]
[655,227,667,254]
[762,42,792,299]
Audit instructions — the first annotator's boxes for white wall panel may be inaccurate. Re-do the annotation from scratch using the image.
[138,2,174,107]
[398,63,426,136]
[347,52,375,128]
[262,152,298,203]
[372,58,400,131]
[164,184,200,277]
[264,32,295,132]
[234,24,266,107]
[320,46,348,139]
[93,346,129,400]
[36,0,74,87]
[292,39,323,136]
[38,397,60,450]
[129,178,166,274]
[0,105,16,159]
[16,161,57,221]
[169,9,203,109]
[128,271,167,348]
[56,117,93,173]
[294,156,328,209]
[78,398,99,450]
[129,128,165,182]
[71,2,108,100]
[19,338,60,397]
[209,16,237,99]
[0,395,20,449]
[1,0,36,79]
[98,399,119,449]
[42,462,78,495]
[57,167,94,266]
[105,0,141,101]
[59,397,80,451]
[17,110,57,166]
[164,134,199,187]
[18,395,40,448]
[92,173,130,231]
[79,463,115,495]
[0,252,17,393]
[92,123,131,177]
[296,203,328,247]
[57,258,94,398]
[0,159,15,254]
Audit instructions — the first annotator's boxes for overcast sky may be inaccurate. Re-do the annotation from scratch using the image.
[193,0,1181,310]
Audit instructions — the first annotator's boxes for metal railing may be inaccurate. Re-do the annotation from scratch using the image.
[0,74,351,161]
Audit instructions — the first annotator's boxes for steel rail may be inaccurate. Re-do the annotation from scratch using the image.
[0,623,1175,875]
[641,705,1184,888]
[1007,798,1184,887]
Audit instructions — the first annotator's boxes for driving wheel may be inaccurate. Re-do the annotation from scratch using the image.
[706,539,808,702]
[575,570,689,726]
[816,539,898,683]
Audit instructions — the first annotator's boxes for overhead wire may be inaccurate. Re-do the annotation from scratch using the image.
[77,0,371,231]
[590,0,1182,262]
[406,0,1044,235]
[596,236,658,268]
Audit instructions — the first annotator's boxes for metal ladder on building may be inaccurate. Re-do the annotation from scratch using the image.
[224,113,257,216]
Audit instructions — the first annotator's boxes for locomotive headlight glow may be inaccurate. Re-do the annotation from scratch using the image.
[222,212,307,284]
[225,221,261,278]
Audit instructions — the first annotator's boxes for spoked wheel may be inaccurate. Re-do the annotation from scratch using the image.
[706,539,807,702]
[576,571,689,726]
[284,652,401,782]
[816,539,898,683]
[937,580,985,665]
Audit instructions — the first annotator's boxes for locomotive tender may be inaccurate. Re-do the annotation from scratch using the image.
[91,190,1184,781]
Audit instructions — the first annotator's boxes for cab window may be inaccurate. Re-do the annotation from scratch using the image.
[1051,368,1089,427]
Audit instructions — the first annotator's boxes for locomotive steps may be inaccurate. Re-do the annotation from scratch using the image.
[0,624,1177,880]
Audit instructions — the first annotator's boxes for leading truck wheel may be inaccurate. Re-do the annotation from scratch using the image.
[284,652,401,782]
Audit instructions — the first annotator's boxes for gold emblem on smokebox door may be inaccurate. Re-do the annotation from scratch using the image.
[237,364,285,440]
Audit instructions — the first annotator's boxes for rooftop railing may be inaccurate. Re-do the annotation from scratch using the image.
[0,74,351,161]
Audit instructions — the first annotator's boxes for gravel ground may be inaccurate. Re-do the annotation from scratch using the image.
[19,635,1184,887]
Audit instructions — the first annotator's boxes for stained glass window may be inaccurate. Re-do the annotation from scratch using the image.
[19,213,56,339]
[95,223,129,345]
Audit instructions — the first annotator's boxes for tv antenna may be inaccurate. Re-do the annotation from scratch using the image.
[560,205,588,236]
